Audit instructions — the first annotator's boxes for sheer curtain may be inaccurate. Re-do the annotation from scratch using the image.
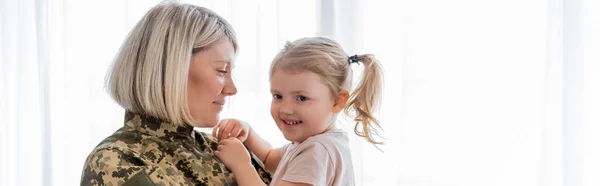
[352,0,600,185]
[1,0,599,186]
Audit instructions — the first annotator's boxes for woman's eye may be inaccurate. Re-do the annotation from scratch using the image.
[217,70,228,74]
[272,94,282,100]
[296,96,308,102]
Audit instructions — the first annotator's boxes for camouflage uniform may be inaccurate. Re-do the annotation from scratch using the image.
[81,112,272,186]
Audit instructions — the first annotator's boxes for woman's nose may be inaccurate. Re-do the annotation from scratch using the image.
[222,76,237,96]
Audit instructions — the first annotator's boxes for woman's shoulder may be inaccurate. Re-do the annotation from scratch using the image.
[90,127,149,154]
[82,128,150,170]
[82,127,165,172]
[81,129,194,185]
[81,146,194,185]
[80,144,155,185]
[82,129,273,185]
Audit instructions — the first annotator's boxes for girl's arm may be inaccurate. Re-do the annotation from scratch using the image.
[244,127,284,172]
[215,137,319,186]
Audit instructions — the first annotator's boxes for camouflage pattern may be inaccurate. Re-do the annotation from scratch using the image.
[81,112,272,186]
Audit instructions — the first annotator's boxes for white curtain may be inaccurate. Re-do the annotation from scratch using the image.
[350,0,600,185]
[1,0,599,186]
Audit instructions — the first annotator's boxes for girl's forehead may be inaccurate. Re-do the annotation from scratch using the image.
[270,70,330,94]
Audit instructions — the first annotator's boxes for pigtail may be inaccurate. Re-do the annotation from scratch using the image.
[345,54,385,145]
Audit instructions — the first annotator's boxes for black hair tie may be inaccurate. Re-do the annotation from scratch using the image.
[348,55,360,64]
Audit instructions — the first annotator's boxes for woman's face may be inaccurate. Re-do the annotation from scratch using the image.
[187,38,237,128]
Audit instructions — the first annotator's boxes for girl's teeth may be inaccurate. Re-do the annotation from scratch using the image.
[285,120,302,125]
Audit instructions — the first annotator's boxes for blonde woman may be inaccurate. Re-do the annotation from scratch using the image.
[80,1,271,185]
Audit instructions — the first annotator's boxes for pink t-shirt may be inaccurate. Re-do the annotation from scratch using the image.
[270,128,355,186]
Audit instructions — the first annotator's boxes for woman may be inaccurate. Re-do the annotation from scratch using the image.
[80,1,271,185]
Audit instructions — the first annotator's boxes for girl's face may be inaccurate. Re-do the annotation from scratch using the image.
[270,69,341,143]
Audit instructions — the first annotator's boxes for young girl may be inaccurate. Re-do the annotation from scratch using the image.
[212,37,384,186]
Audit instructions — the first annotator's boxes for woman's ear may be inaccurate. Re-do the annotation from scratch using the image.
[332,90,350,114]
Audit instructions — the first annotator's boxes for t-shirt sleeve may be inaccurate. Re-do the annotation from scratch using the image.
[281,142,333,186]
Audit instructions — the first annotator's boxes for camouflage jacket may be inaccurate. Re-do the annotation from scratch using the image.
[81,112,272,186]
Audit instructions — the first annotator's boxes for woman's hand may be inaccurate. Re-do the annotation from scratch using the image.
[212,119,251,142]
[214,138,252,172]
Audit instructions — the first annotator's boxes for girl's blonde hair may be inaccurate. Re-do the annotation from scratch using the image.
[269,37,384,145]
[106,1,237,126]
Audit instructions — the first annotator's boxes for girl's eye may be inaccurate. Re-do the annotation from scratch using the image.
[272,94,282,100]
[217,70,228,74]
[296,96,308,102]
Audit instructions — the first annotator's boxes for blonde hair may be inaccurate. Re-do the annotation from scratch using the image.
[106,1,237,125]
[270,37,384,145]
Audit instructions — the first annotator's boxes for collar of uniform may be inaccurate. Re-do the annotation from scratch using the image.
[124,111,196,141]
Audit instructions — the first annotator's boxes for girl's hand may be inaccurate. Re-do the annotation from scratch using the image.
[212,119,251,142]
[214,138,252,172]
